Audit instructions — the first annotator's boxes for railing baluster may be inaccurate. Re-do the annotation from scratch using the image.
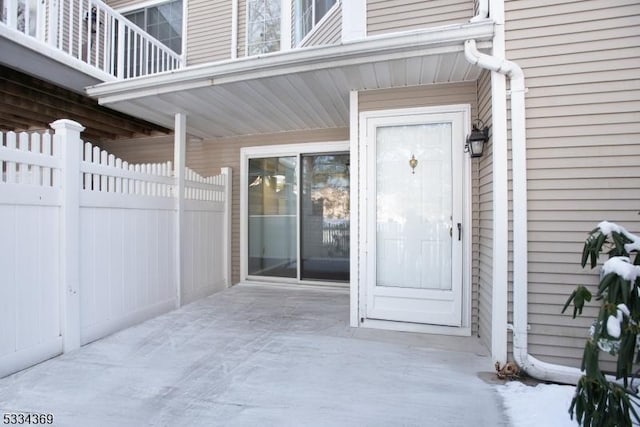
[117,18,125,79]
[68,0,75,53]
[58,0,64,50]
[95,6,101,67]
[4,0,184,78]
[77,0,83,59]
[85,0,92,64]
[102,9,108,70]
[36,0,43,40]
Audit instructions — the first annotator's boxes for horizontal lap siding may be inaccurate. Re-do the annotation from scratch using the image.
[505,0,640,369]
[105,0,139,9]
[359,82,480,334]
[477,71,492,349]
[301,4,342,47]
[367,0,473,36]
[99,128,350,285]
[187,0,232,65]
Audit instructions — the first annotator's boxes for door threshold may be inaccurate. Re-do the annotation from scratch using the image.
[361,318,471,337]
[238,280,349,293]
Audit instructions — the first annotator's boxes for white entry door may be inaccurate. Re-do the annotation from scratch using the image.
[361,107,467,328]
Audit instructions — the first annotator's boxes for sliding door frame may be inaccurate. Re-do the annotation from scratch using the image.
[240,141,350,287]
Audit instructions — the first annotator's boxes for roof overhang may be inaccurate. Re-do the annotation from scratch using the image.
[87,20,494,139]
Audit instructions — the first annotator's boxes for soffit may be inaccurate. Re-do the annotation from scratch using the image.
[89,21,494,139]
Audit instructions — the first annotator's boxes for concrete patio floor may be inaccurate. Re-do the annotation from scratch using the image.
[0,284,507,426]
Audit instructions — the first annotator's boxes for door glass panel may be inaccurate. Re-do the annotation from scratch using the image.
[376,124,452,290]
[301,154,350,281]
[248,157,297,278]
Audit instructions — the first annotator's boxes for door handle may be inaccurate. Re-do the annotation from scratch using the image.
[457,223,462,241]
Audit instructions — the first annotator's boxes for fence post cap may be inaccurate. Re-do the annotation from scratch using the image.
[50,119,86,132]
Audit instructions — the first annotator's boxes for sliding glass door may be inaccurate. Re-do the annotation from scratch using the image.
[300,154,350,281]
[248,156,297,278]
[246,149,349,284]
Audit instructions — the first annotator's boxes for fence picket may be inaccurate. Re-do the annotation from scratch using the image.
[100,150,108,192]
[18,133,29,184]
[92,146,100,191]
[52,133,61,188]
[43,133,52,187]
[115,158,123,193]
[151,163,158,196]
[134,164,141,194]
[31,133,42,186]
[160,162,167,196]
[123,162,130,194]
[108,154,116,192]
[84,142,93,190]
[0,132,4,183]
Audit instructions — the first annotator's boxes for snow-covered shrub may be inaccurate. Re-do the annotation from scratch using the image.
[563,221,640,426]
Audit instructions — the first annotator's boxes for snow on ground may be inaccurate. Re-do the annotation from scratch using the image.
[498,381,577,427]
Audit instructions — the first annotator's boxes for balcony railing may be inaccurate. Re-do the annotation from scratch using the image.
[0,0,183,80]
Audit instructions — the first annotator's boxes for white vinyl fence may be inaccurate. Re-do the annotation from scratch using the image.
[0,120,231,378]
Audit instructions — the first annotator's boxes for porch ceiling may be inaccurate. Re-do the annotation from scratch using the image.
[88,21,494,139]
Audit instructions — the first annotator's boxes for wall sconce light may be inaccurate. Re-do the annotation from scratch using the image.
[465,120,490,158]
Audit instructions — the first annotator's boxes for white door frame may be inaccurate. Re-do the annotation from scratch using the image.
[355,105,472,336]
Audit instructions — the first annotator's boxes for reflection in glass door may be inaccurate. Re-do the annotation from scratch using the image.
[246,152,350,283]
[301,154,350,281]
[248,157,297,278]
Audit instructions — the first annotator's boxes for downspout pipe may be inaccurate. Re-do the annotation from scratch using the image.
[464,39,583,385]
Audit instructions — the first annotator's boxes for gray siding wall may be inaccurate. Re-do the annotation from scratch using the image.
[358,82,480,335]
[300,3,342,48]
[477,71,492,348]
[505,0,640,368]
[367,0,474,36]
[106,0,233,65]
[186,0,232,65]
[99,128,350,285]
[106,0,136,8]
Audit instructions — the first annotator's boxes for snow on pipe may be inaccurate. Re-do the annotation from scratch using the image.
[464,39,584,385]
[469,0,489,22]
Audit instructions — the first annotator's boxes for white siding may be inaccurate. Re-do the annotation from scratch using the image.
[505,0,640,368]
[367,0,474,36]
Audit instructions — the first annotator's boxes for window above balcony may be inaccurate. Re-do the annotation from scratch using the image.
[246,0,281,55]
[122,0,183,55]
[294,0,337,46]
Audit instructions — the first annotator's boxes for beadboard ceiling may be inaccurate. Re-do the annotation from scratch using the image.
[90,23,493,139]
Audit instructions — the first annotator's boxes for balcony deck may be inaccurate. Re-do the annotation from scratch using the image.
[0,0,182,92]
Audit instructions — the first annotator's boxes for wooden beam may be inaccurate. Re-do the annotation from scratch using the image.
[0,92,121,139]
[0,81,135,138]
[0,65,170,139]
[0,115,36,130]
